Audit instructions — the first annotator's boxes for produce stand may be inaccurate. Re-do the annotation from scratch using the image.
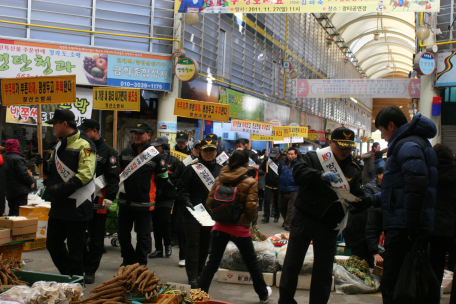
[12,269,84,285]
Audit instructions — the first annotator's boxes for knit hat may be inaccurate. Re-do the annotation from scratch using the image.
[5,139,22,155]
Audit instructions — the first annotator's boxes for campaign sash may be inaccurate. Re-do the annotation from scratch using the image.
[182,155,193,166]
[54,142,96,208]
[268,160,278,175]
[191,163,216,191]
[316,146,350,235]
[118,146,160,194]
[94,174,107,198]
[216,152,228,165]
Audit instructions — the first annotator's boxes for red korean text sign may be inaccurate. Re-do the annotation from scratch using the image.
[174,98,230,122]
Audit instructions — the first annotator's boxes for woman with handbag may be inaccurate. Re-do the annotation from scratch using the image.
[197,150,272,303]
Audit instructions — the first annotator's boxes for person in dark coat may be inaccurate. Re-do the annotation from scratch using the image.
[365,166,385,266]
[260,147,281,224]
[278,147,300,231]
[425,144,456,287]
[372,108,438,304]
[149,137,180,259]
[257,150,266,212]
[361,142,380,185]
[3,139,35,216]
[0,146,7,216]
[174,132,191,155]
[372,150,386,181]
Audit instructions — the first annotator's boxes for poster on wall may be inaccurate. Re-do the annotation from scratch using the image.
[174,0,439,13]
[264,101,289,127]
[181,79,219,103]
[296,79,421,98]
[435,51,456,87]
[0,39,172,90]
[5,87,93,126]
[219,88,264,121]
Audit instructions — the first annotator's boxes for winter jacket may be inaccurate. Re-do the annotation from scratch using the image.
[93,136,119,213]
[293,151,368,229]
[43,130,97,222]
[206,166,258,227]
[261,157,280,188]
[373,113,438,231]
[364,179,383,254]
[278,158,299,193]
[177,157,222,217]
[4,152,35,198]
[361,151,375,185]
[174,144,191,155]
[372,158,386,181]
[247,149,260,179]
[0,154,5,211]
[118,143,168,207]
[344,209,369,248]
[155,152,180,209]
[431,160,456,238]
[257,158,265,190]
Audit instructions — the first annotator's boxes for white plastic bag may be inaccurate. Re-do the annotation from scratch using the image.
[1,286,33,303]
[253,239,275,253]
[333,264,380,294]
[277,244,314,274]
[29,281,69,304]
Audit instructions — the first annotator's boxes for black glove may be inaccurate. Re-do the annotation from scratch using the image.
[408,227,421,242]
[34,154,43,166]
[185,200,195,211]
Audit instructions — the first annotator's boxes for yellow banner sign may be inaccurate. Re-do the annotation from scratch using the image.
[230,119,273,136]
[251,129,285,141]
[170,149,189,162]
[289,126,309,138]
[93,87,140,111]
[1,75,76,106]
[174,98,230,122]
[175,0,439,13]
[274,127,290,137]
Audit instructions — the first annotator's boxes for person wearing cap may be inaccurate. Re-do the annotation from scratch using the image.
[177,138,223,288]
[118,123,168,266]
[42,109,97,277]
[372,150,386,181]
[260,147,281,224]
[205,133,219,147]
[78,119,119,284]
[174,132,191,155]
[279,127,372,304]
[148,136,180,259]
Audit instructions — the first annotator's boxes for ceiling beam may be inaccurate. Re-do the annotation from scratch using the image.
[363,60,413,74]
[369,67,411,78]
[379,72,410,78]
[346,30,415,46]
[358,52,413,66]
[338,15,415,34]
[355,42,414,57]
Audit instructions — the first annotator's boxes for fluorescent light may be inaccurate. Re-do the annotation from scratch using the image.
[350,97,358,103]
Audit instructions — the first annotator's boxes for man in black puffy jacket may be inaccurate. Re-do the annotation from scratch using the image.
[78,119,119,284]
[118,123,168,266]
[260,147,281,224]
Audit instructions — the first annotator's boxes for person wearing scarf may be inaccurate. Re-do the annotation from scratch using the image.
[3,139,35,216]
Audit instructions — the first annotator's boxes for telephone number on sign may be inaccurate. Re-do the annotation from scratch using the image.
[120,81,163,89]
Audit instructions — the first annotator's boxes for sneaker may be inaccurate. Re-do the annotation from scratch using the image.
[178,260,185,267]
[260,286,272,303]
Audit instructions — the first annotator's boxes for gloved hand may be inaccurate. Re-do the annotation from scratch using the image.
[346,196,373,213]
[320,171,341,183]
[35,154,43,166]
[185,200,195,211]
[408,227,421,242]
[103,199,113,210]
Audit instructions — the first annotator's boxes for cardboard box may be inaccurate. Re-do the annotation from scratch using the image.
[19,207,49,238]
[276,271,335,290]
[12,233,36,242]
[0,217,38,236]
[0,229,11,245]
[217,268,275,286]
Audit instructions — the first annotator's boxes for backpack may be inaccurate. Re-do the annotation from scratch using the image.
[210,176,248,224]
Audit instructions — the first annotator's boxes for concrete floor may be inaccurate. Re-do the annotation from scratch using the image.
[21,212,451,304]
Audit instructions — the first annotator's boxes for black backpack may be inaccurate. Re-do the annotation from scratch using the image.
[210,176,248,224]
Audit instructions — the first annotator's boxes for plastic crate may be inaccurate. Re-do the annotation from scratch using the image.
[23,239,46,252]
[0,243,24,261]
[12,270,84,285]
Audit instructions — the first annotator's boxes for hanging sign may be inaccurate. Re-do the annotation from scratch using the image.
[296,79,421,99]
[175,0,439,13]
[230,119,273,136]
[289,126,308,138]
[92,87,140,111]
[175,58,199,82]
[1,75,76,106]
[415,52,436,76]
[308,129,318,140]
[174,98,230,122]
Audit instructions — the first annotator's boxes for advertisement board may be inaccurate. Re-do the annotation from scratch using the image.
[435,51,456,87]
[0,39,172,90]
[219,88,264,121]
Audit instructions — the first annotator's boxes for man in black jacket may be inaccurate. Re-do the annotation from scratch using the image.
[261,147,281,223]
[118,123,168,266]
[235,138,260,179]
[149,136,180,259]
[279,127,371,304]
[78,119,119,284]
[174,132,191,155]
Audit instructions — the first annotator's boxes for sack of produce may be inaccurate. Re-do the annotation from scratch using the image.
[334,256,381,295]
[29,282,69,304]
[277,244,314,274]
[220,242,279,273]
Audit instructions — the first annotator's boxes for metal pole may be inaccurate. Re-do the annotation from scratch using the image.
[113,110,118,151]
[37,105,43,178]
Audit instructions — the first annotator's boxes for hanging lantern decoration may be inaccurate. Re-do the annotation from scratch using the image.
[344,58,350,65]
[184,14,199,26]
[326,38,335,48]
[289,70,298,79]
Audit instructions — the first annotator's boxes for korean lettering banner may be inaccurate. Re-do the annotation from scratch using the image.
[251,128,285,141]
[174,98,230,122]
[230,119,273,136]
[1,75,76,106]
[174,0,438,13]
[93,87,140,111]
[296,79,421,98]
[6,87,93,126]
[219,88,264,122]
[289,126,309,138]
[0,39,172,90]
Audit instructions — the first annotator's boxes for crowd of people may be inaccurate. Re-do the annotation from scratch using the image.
[0,105,455,304]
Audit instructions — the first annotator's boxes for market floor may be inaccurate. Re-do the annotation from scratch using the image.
[22,212,451,304]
